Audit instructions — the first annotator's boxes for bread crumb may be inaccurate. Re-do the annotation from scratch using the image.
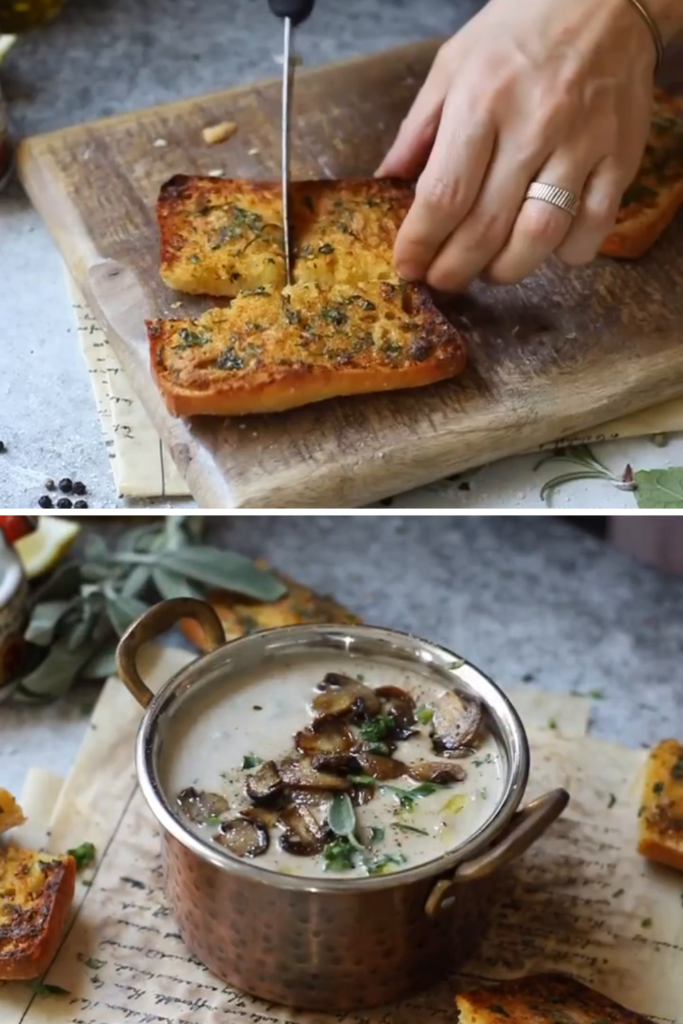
[170,301,183,309]
[208,168,224,177]
[202,121,237,146]
[153,138,168,148]
[248,147,260,156]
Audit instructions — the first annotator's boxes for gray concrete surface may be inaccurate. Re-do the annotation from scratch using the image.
[2,515,681,796]
[0,0,483,509]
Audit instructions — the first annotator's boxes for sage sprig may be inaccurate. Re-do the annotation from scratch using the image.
[535,445,636,507]
[13,517,287,704]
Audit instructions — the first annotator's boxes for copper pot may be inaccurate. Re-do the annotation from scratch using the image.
[117,598,569,1012]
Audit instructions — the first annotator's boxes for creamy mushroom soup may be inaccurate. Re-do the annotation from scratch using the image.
[162,653,505,878]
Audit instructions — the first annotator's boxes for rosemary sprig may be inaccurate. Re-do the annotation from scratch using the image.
[535,445,636,507]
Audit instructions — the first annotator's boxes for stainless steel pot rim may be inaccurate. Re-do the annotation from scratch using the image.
[135,623,530,893]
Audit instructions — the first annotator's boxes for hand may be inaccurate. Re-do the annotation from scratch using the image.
[377,0,659,291]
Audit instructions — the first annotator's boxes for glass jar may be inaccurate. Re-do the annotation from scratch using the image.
[0,0,64,33]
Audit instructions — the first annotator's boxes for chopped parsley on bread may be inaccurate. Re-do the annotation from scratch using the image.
[0,846,76,980]
[180,561,362,650]
[457,973,654,1024]
[637,738,683,871]
[600,89,683,260]
[147,279,466,416]
[158,175,413,297]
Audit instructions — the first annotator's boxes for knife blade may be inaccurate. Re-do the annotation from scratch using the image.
[268,0,315,285]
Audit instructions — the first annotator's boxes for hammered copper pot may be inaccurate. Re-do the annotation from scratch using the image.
[117,598,569,1012]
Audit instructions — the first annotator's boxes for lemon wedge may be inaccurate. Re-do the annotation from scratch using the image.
[15,517,81,579]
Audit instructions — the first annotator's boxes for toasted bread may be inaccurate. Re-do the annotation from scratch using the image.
[180,561,362,650]
[0,846,76,980]
[0,789,26,835]
[637,738,683,871]
[157,176,413,297]
[158,175,286,297]
[457,973,653,1024]
[600,89,683,259]
[147,279,466,416]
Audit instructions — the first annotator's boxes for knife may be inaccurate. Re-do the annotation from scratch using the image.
[268,0,315,284]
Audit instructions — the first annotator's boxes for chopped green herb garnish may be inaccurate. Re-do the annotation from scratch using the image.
[360,715,395,743]
[653,781,665,794]
[449,658,466,670]
[641,917,653,928]
[242,754,263,769]
[355,673,365,682]
[318,242,335,255]
[320,305,348,328]
[367,742,392,755]
[417,707,434,725]
[368,826,384,845]
[613,888,624,898]
[473,753,493,767]
[589,689,604,699]
[241,286,269,296]
[189,255,201,264]
[283,305,301,325]
[480,787,488,799]
[215,347,245,371]
[176,328,211,349]
[391,822,429,837]
[323,836,356,872]
[548,718,558,730]
[29,981,70,997]
[367,852,407,876]
[67,841,96,871]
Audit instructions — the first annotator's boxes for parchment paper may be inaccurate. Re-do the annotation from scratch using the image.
[3,650,680,1024]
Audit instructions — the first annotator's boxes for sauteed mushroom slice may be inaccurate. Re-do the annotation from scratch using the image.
[350,784,376,807]
[295,720,354,756]
[241,806,281,829]
[408,762,467,784]
[279,804,332,856]
[176,787,229,824]
[312,673,381,721]
[280,757,351,791]
[311,751,407,781]
[376,685,416,738]
[430,691,483,754]
[214,817,269,858]
[245,760,284,806]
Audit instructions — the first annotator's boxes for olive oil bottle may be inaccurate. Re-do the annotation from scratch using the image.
[0,0,64,33]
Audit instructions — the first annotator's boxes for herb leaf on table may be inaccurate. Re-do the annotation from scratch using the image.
[535,445,636,507]
[634,468,683,509]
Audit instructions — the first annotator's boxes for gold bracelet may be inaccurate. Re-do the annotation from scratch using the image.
[624,0,665,70]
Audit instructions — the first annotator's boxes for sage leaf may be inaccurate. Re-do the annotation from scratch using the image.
[84,535,110,562]
[25,600,72,646]
[32,562,82,603]
[118,548,286,601]
[66,593,104,652]
[80,562,115,582]
[328,793,357,838]
[635,468,683,509]
[121,564,152,598]
[104,590,148,636]
[116,524,161,554]
[81,645,119,680]
[151,567,204,601]
[16,638,99,700]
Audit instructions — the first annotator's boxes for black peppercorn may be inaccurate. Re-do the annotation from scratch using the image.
[44,477,55,490]
[74,500,89,509]
[72,481,87,495]
[58,478,73,493]
[38,495,53,509]
[56,497,73,509]
[0,440,6,454]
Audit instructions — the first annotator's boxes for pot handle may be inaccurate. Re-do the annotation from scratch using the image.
[424,787,569,917]
[116,598,226,708]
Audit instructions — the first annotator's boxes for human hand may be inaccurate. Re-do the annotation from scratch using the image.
[377,0,660,290]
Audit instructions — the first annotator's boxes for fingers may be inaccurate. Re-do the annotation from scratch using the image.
[485,147,597,284]
[375,47,451,179]
[392,89,497,281]
[422,134,540,292]
[554,158,625,265]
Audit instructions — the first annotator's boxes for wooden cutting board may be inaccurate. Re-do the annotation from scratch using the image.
[17,40,683,508]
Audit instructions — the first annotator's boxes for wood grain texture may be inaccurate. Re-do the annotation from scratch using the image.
[16,40,683,508]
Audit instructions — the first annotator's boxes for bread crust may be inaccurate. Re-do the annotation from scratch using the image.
[0,847,76,980]
[0,789,26,835]
[600,89,683,260]
[457,972,654,1023]
[180,561,362,649]
[147,280,466,416]
[637,738,683,871]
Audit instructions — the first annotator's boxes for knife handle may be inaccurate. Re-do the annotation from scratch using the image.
[268,0,314,26]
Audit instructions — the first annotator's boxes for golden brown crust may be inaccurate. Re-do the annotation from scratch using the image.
[637,738,683,871]
[600,89,683,260]
[0,789,26,835]
[457,973,654,1024]
[147,280,465,416]
[0,847,76,980]
[157,175,413,297]
[179,561,362,650]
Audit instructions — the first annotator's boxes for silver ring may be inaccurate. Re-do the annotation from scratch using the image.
[525,181,580,218]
